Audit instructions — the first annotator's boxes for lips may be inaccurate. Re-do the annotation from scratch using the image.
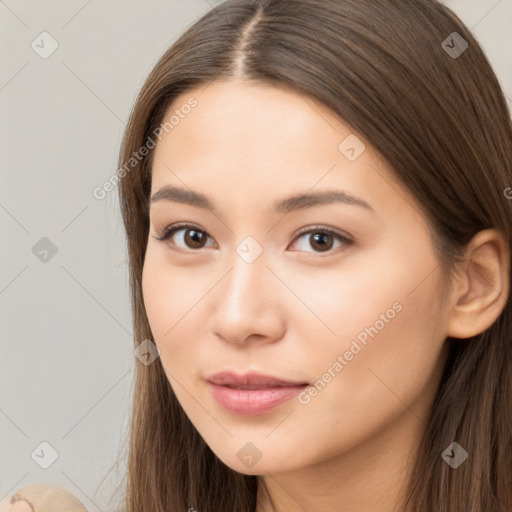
[206,371,309,416]
[207,371,309,388]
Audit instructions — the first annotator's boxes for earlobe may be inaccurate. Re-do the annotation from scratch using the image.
[446,229,510,339]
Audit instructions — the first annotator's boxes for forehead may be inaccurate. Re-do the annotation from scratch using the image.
[149,79,422,227]
[154,79,354,165]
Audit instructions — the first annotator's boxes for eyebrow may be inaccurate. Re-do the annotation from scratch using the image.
[148,185,374,214]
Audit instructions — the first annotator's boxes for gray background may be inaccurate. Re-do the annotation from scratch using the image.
[1,1,511,511]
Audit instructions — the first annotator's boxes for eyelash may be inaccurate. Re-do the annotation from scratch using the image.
[153,222,354,256]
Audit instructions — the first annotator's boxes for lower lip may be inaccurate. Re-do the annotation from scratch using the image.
[208,382,308,416]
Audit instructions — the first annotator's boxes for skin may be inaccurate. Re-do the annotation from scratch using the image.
[142,79,509,512]
[0,501,32,512]
[0,487,88,512]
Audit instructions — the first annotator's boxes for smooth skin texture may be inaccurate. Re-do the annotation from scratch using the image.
[0,486,89,512]
[0,500,32,512]
[142,79,509,512]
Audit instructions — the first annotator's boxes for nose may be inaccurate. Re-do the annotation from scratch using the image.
[207,244,286,346]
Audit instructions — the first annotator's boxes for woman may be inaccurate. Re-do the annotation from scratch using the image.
[116,0,512,510]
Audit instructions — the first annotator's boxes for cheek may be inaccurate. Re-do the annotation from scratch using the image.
[142,256,168,338]
[299,261,447,436]
[141,251,211,381]
[287,242,447,410]
[142,251,197,339]
[278,273,447,472]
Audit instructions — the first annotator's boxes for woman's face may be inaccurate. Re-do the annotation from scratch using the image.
[142,79,452,475]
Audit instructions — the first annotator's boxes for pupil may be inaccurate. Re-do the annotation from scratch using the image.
[312,232,333,252]
[186,229,205,248]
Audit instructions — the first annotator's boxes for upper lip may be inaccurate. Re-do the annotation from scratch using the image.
[207,371,309,389]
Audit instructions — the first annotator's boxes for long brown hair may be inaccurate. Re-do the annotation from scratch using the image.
[115,1,512,510]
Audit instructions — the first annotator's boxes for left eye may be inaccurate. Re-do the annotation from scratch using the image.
[154,224,353,255]
[290,226,353,254]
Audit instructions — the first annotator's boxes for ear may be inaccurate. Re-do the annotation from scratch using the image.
[446,229,510,339]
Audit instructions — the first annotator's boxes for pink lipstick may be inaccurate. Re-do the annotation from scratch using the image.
[207,371,308,416]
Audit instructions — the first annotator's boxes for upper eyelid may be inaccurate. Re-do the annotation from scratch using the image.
[156,222,351,238]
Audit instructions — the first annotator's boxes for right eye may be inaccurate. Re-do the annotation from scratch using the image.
[153,223,217,252]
